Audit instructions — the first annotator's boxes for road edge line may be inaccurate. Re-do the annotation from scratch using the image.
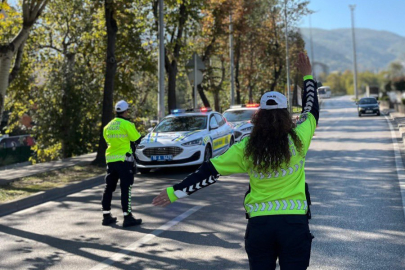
[89,205,204,270]
[384,115,405,219]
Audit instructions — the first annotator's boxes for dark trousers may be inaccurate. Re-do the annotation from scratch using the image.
[245,215,313,270]
[101,161,135,213]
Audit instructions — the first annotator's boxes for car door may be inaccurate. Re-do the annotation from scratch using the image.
[209,115,221,156]
[213,113,230,155]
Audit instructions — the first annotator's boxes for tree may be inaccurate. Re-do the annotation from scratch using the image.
[0,0,48,122]
[92,0,119,165]
[152,0,205,111]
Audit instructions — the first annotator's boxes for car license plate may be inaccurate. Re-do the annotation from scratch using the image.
[366,110,373,113]
[151,155,173,161]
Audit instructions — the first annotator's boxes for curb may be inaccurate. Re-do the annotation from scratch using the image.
[388,111,405,148]
[0,174,104,217]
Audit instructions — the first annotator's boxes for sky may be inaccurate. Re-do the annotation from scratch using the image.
[301,0,405,37]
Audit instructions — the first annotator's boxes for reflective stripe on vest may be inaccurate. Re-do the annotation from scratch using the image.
[245,199,308,213]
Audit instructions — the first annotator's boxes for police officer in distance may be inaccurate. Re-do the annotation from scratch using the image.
[101,100,142,227]
[153,52,318,269]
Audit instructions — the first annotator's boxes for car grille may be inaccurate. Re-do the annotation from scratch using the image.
[143,147,183,158]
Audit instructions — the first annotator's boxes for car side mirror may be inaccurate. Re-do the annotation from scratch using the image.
[210,123,219,130]
[147,127,153,132]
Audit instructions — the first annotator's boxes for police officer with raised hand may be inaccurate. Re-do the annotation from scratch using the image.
[153,52,319,269]
[101,100,143,227]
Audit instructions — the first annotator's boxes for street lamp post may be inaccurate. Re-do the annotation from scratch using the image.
[309,15,316,80]
[349,5,359,100]
[284,0,291,112]
[229,13,235,106]
[158,0,165,121]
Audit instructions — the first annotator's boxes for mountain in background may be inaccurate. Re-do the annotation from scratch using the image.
[300,28,405,73]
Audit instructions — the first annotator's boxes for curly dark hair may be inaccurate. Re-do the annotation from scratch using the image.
[244,108,303,173]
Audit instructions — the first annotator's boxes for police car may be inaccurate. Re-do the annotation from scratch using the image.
[222,104,259,142]
[135,108,234,173]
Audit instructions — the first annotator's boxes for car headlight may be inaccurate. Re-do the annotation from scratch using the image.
[137,145,146,149]
[181,138,203,147]
[241,126,253,132]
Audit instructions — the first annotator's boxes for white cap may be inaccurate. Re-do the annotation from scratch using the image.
[115,100,129,112]
[260,91,287,110]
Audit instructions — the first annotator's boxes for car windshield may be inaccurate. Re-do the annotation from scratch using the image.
[223,110,256,122]
[318,89,326,94]
[154,116,207,132]
[359,98,377,105]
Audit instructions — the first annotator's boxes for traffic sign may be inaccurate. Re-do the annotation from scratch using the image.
[186,53,206,70]
[188,70,203,85]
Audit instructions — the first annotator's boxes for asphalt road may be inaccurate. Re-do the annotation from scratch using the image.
[0,96,405,270]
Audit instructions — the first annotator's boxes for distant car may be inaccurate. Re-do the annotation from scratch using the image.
[357,97,380,117]
[135,108,234,173]
[0,135,36,166]
[317,87,330,99]
[223,104,259,142]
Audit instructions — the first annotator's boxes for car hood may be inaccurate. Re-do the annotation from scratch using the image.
[230,121,252,130]
[140,130,207,145]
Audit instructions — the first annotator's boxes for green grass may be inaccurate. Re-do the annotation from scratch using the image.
[0,165,105,203]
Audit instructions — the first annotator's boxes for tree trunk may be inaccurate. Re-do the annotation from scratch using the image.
[235,36,241,104]
[270,62,282,92]
[61,53,76,158]
[292,73,299,107]
[166,62,177,111]
[197,84,210,108]
[8,40,26,85]
[0,25,30,121]
[0,48,13,124]
[93,0,118,166]
[213,90,220,112]
[0,0,49,121]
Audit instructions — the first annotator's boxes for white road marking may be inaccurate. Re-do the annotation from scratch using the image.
[385,115,405,218]
[89,205,204,270]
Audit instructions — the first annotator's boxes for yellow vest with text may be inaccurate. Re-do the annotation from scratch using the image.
[210,113,316,218]
[103,118,141,163]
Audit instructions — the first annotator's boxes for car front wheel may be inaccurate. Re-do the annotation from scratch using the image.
[204,145,212,162]
[358,113,362,117]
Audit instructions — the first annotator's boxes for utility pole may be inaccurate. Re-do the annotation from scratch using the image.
[229,13,235,106]
[309,15,316,80]
[284,0,291,112]
[349,5,359,100]
[158,0,165,120]
[194,54,197,109]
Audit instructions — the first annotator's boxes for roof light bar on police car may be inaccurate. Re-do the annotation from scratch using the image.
[171,109,186,114]
[200,107,212,112]
[246,103,260,108]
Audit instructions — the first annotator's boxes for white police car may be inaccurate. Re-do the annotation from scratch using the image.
[223,104,259,142]
[135,108,234,173]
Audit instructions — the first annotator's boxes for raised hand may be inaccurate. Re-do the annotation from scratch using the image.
[297,52,312,77]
